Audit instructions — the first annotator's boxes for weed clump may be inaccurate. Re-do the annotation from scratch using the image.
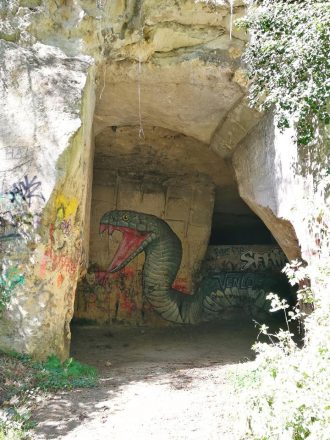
[0,352,98,439]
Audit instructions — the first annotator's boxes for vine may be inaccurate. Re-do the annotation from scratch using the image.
[237,0,330,147]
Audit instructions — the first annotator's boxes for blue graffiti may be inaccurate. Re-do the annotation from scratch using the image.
[8,175,45,206]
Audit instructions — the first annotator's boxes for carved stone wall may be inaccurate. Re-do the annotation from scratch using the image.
[74,176,214,325]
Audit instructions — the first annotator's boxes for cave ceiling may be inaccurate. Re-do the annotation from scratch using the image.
[92,0,261,218]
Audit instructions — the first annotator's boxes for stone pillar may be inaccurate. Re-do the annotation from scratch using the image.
[232,113,314,263]
[0,41,95,359]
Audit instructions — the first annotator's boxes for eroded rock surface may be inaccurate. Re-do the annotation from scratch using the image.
[1,0,322,358]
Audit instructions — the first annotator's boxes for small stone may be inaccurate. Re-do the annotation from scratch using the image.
[105,361,112,367]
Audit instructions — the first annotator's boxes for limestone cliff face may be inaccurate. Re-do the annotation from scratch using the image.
[0,1,324,358]
[0,1,96,358]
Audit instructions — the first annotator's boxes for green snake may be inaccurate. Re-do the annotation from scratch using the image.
[99,210,203,323]
[99,210,283,324]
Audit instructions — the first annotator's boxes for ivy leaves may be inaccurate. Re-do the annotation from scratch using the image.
[238,0,330,146]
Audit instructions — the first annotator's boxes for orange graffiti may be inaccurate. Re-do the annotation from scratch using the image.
[57,273,64,287]
[40,247,78,279]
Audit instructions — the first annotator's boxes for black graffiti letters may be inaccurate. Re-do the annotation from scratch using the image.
[8,175,45,206]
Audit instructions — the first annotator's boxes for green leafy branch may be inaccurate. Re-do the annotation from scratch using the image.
[237,0,330,146]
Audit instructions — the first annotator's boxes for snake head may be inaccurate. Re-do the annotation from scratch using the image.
[99,210,157,273]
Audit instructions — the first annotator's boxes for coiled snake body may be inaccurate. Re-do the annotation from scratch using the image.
[100,210,203,323]
[99,210,278,323]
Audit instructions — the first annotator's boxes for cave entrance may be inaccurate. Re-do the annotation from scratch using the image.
[70,122,295,369]
[72,121,295,329]
[200,188,293,322]
[210,203,276,246]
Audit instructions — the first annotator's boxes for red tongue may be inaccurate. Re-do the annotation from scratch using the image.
[99,224,108,234]
[109,226,149,272]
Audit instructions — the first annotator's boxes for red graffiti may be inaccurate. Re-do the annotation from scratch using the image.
[49,223,55,244]
[111,267,135,279]
[121,295,137,316]
[57,273,64,287]
[94,271,109,285]
[94,267,135,285]
[173,278,189,294]
[40,248,78,278]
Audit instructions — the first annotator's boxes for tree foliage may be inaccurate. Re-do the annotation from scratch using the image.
[238,0,330,146]
[235,2,330,438]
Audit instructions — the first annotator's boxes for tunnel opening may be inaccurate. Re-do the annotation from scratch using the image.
[70,46,297,360]
[209,210,276,246]
[199,188,294,324]
[72,124,294,333]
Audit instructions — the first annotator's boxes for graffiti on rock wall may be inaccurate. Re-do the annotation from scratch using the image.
[8,175,45,206]
[54,195,78,241]
[39,195,80,287]
[98,210,196,324]
[55,195,78,221]
[240,248,286,271]
[200,271,290,320]
[40,248,79,278]
[59,219,71,236]
[0,267,25,307]
[201,248,289,320]
[0,176,44,308]
[204,245,287,273]
[40,195,81,278]
[81,210,292,325]
[75,265,141,323]
[0,174,44,241]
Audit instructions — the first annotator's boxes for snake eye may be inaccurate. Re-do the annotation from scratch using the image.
[122,214,129,222]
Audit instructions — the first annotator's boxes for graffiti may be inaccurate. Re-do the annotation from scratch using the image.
[40,247,78,278]
[201,271,290,319]
[0,181,41,244]
[0,178,43,309]
[207,246,246,258]
[240,249,287,271]
[57,273,64,288]
[0,267,25,309]
[3,145,29,161]
[59,219,71,236]
[200,271,287,294]
[55,195,78,221]
[203,287,268,319]
[73,212,291,325]
[38,194,80,284]
[8,175,45,206]
[0,209,34,242]
[95,210,292,325]
[0,146,33,175]
[98,210,196,323]
[204,245,287,273]
[74,263,143,323]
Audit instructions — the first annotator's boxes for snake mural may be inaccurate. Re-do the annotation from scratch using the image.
[99,210,289,324]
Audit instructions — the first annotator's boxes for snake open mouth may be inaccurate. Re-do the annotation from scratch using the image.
[99,224,150,272]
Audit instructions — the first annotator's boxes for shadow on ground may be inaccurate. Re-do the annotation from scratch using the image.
[31,318,279,440]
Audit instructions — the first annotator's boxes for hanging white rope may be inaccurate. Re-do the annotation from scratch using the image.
[137,57,145,139]
[229,0,234,40]
[99,63,107,100]
[137,2,145,140]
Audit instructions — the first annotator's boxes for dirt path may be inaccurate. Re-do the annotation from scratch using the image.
[31,319,259,440]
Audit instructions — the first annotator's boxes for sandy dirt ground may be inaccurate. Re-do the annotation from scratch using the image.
[31,319,261,440]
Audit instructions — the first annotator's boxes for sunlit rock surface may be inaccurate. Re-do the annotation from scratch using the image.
[0,0,320,358]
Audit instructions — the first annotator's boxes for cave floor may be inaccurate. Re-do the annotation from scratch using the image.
[31,318,267,440]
